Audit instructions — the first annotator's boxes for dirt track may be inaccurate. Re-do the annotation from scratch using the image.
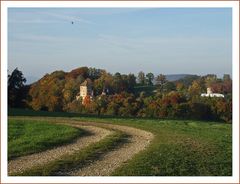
[69,122,154,176]
[8,124,112,175]
[8,117,154,176]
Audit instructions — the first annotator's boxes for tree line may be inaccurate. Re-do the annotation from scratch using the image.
[8,67,232,123]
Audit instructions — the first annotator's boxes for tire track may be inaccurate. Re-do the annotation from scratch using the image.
[66,122,154,176]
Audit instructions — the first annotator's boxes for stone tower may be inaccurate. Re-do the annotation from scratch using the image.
[76,78,93,101]
[207,87,213,94]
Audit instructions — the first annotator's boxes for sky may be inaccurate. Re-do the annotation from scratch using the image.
[8,8,232,83]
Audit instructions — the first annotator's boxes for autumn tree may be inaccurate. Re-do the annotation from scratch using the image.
[28,71,65,111]
[67,67,89,79]
[188,81,201,97]
[176,82,185,92]
[62,78,79,110]
[205,74,217,88]
[24,66,232,123]
[65,99,85,113]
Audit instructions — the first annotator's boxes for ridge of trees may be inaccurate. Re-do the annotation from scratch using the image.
[8,67,232,123]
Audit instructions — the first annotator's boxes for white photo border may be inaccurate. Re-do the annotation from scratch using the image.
[1,1,239,183]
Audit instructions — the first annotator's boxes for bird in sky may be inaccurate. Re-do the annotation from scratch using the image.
[71,21,74,24]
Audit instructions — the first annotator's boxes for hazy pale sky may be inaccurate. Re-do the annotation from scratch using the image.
[8,8,232,83]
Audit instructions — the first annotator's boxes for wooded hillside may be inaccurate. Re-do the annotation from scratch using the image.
[8,67,232,123]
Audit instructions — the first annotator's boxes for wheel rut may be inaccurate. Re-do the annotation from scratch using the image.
[59,121,154,176]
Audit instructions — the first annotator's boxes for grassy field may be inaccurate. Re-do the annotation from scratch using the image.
[73,117,232,176]
[8,108,232,176]
[8,118,84,159]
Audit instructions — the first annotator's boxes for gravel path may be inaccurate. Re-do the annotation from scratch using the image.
[8,117,154,176]
[67,122,154,176]
[8,124,112,175]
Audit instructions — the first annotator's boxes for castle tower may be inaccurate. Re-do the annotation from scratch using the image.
[77,79,93,101]
[207,87,212,94]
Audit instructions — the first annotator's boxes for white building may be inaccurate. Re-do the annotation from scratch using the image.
[201,87,224,98]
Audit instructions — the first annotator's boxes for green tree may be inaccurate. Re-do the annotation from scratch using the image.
[223,74,231,82]
[163,81,176,92]
[8,68,26,107]
[156,74,167,92]
[146,73,154,86]
[127,73,136,92]
[177,75,200,87]
[113,72,123,93]
[189,102,213,120]
[94,96,108,116]
[138,71,145,85]
[88,67,105,80]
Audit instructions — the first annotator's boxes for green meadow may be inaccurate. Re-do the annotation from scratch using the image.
[73,117,232,176]
[8,118,84,159]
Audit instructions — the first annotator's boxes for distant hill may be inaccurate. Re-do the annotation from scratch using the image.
[165,74,196,81]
